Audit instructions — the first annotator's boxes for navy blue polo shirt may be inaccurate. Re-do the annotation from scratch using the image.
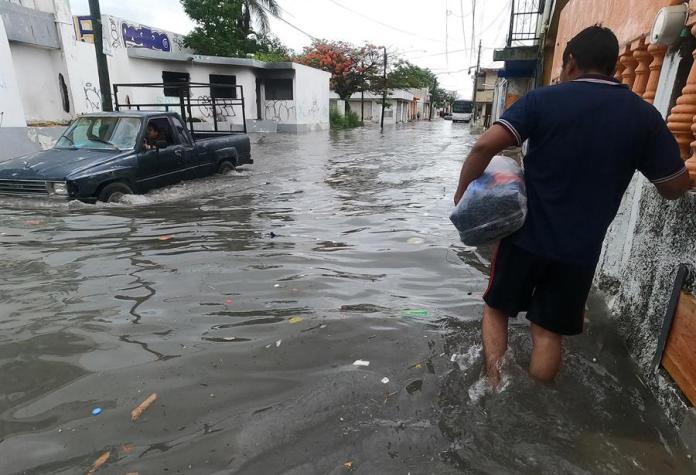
[495,74,686,268]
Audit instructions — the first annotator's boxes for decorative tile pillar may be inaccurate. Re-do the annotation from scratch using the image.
[644,43,668,104]
[614,59,625,82]
[667,25,696,161]
[632,38,651,96]
[620,45,638,89]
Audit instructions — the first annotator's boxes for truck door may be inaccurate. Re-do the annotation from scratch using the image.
[170,115,198,179]
[136,117,185,191]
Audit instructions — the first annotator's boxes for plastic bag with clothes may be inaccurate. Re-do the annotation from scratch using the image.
[450,155,527,246]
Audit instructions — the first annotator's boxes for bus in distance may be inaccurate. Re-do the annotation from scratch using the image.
[451,99,473,123]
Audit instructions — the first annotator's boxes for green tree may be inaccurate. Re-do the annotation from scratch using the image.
[181,0,287,59]
[387,61,437,90]
[239,0,280,36]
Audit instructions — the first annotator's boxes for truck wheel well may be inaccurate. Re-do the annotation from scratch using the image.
[96,179,133,198]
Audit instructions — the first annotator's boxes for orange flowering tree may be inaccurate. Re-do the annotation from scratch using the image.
[295,40,382,106]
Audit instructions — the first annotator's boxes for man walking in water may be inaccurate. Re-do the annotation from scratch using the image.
[454,26,689,385]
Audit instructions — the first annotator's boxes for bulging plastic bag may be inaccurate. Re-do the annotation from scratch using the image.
[450,156,527,246]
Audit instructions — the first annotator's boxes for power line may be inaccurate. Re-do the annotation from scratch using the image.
[260,4,317,40]
[459,0,467,54]
[326,0,444,44]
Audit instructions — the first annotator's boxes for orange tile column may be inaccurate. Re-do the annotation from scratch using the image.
[632,38,651,96]
[644,43,668,104]
[620,45,638,89]
[667,24,696,161]
[614,59,625,82]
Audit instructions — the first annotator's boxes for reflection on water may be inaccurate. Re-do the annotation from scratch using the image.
[0,122,692,474]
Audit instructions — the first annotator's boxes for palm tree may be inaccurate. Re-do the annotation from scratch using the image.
[239,0,280,36]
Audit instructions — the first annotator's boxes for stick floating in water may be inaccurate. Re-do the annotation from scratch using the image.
[131,393,158,422]
[87,451,110,474]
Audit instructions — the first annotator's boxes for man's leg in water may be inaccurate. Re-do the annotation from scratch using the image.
[529,323,562,383]
[482,304,509,385]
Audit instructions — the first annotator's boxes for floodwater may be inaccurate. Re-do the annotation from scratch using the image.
[0,121,692,474]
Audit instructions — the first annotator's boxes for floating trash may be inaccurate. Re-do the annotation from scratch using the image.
[131,393,158,422]
[381,377,390,384]
[407,237,425,245]
[158,235,173,241]
[225,298,233,305]
[402,309,429,318]
[353,360,370,367]
[343,461,354,469]
[91,407,102,416]
[275,339,282,347]
[274,284,281,288]
[288,316,304,324]
[24,220,43,226]
[87,451,110,475]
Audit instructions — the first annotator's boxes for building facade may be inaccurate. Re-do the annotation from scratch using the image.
[0,0,331,161]
[330,89,419,125]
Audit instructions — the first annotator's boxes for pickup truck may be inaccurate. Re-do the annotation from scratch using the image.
[0,110,252,203]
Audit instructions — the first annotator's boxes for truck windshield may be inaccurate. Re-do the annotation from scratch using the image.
[56,117,141,151]
[452,101,473,113]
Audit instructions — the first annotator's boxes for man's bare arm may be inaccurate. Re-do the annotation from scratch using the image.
[454,124,518,205]
[654,169,690,200]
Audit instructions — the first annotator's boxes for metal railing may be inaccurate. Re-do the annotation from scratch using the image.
[113,82,247,135]
[507,0,545,47]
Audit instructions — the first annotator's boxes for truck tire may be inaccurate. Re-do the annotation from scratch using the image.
[217,160,236,174]
[98,182,133,203]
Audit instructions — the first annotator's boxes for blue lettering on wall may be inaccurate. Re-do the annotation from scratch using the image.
[121,22,171,52]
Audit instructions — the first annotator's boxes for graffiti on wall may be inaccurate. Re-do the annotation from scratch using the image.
[265,100,296,122]
[83,82,102,112]
[121,22,171,52]
[197,96,237,122]
[109,17,123,49]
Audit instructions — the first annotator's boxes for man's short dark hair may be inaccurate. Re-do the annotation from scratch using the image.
[562,26,620,76]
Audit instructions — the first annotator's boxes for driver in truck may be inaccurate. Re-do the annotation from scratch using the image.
[144,123,163,150]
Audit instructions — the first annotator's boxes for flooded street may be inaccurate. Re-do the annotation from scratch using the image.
[0,121,693,474]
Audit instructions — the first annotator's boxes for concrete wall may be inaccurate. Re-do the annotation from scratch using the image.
[9,43,72,123]
[292,63,330,132]
[596,46,696,430]
[0,126,66,162]
[551,0,676,80]
[0,16,26,127]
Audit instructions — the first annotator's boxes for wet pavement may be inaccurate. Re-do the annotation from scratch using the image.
[0,121,693,474]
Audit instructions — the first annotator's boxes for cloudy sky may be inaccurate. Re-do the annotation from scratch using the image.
[70,0,511,97]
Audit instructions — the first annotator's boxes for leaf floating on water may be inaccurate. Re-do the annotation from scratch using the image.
[381,377,390,384]
[24,219,43,226]
[275,339,282,347]
[131,393,158,422]
[343,461,354,470]
[353,360,370,367]
[288,316,304,324]
[87,451,110,474]
[402,309,430,318]
[120,443,135,455]
[158,235,173,241]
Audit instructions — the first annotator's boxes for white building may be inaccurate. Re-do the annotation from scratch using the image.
[0,0,331,160]
[330,89,417,125]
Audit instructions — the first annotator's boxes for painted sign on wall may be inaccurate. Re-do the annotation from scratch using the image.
[121,22,171,52]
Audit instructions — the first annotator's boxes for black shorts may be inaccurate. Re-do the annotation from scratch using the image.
[483,238,596,336]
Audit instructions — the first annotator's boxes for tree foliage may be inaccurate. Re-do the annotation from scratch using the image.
[181,0,289,60]
[295,40,382,101]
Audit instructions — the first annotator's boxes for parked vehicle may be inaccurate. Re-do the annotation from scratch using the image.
[0,82,252,203]
[444,114,453,120]
[452,100,473,123]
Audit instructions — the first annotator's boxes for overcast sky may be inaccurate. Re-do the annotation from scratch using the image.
[70,0,511,98]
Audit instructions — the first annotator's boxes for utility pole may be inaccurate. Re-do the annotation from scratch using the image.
[380,46,387,132]
[471,40,482,125]
[88,0,113,111]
